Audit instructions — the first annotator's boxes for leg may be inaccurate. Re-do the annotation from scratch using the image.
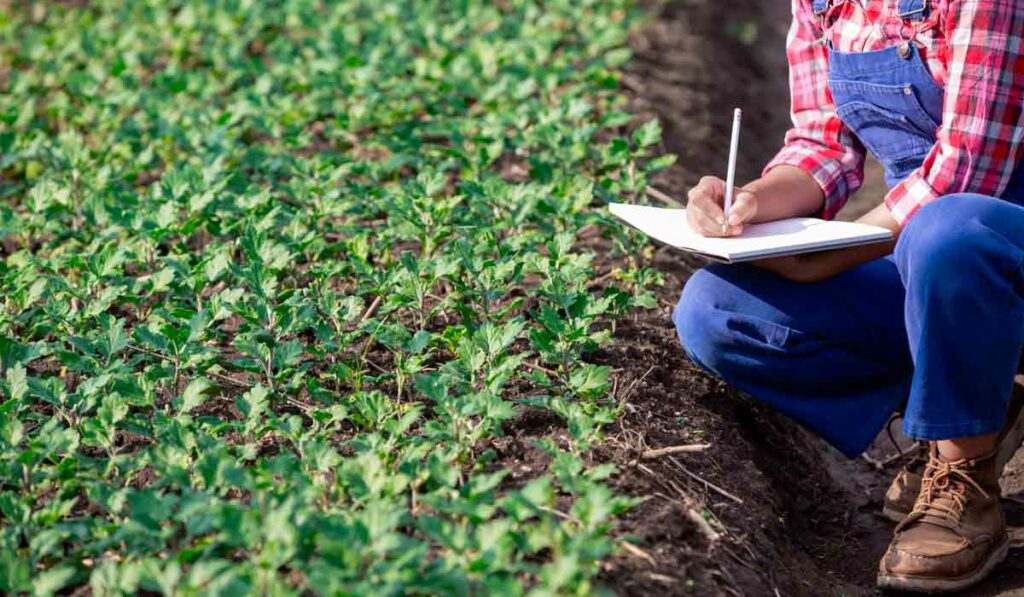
[879,194,1024,592]
[674,257,912,457]
[895,193,1024,449]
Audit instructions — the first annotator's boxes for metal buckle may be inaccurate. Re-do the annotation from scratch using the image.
[897,0,925,50]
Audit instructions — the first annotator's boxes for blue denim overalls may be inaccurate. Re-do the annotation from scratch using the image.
[673,0,1024,456]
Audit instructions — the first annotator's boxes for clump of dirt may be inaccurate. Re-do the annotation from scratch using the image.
[595,1,1024,595]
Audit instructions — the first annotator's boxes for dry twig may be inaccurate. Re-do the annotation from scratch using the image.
[636,463,724,546]
[641,443,711,459]
[645,185,685,208]
[620,73,646,94]
[654,490,721,544]
[358,295,383,325]
[644,572,679,584]
[667,456,744,505]
[537,505,582,526]
[618,365,656,405]
[523,360,558,376]
[619,540,657,566]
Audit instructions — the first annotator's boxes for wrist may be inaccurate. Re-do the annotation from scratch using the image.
[858,203,903,238]
[744,166,825,222]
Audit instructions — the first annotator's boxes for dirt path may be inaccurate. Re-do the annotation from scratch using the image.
[602,1,1024,594]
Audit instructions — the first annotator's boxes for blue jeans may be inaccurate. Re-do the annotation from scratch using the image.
[673,194,1024,457]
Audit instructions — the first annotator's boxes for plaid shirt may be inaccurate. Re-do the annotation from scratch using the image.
[765,0,1024,224]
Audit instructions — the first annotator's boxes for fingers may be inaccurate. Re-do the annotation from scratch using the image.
[696,175,726,198]
[686,177,756,238]
[727,190,756,226]
[688,205,727,237]
[687,176,727,236]
[725,190,757,236]
[687,196,727,236]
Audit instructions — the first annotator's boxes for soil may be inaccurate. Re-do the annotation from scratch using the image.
[594,1,1024,595]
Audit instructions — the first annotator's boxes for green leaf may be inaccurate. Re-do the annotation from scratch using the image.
[127,489,171,530]
[568,364,611,399]
[178,377,212,414]
[521,477,554,508]
[272,339,304,370]
[238,384,271,436]
[415,373,448,402]
[188,311,209,343]
[632,119,662,148]
[6,364,27,401]
[32,566,76,597]
[645,153,677,172]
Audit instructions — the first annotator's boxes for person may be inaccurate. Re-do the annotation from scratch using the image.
[673,0,1024,592]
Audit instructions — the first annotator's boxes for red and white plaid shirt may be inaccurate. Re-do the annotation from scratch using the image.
[765,0,1024,224]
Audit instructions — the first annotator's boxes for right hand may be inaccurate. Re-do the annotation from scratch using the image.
[686,176,758,237]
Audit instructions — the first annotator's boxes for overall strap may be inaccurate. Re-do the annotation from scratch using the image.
[897,0,930,21]
[811,0,829,15]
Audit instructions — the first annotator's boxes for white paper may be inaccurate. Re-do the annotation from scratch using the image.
[609,203,892,263]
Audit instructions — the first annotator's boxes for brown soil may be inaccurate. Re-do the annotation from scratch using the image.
[594,1,1024,595]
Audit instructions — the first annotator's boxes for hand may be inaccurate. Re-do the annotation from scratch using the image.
[686,176,757,237]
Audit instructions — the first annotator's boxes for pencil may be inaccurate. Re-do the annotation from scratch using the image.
[723,108,742,235]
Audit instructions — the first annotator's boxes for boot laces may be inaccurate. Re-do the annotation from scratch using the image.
[910,458,989,525]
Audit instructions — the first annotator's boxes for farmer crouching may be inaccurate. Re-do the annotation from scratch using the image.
[673,0,1024,592]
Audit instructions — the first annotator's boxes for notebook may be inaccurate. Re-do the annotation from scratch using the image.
[609,203,893,263]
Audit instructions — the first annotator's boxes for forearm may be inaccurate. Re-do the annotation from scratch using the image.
[815,202,900,276]
[858,201,902,239]
[742,165,825,223]
[755,201,901,283]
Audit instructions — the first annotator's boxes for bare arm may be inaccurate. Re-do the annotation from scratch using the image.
[744,165,827,222]
[755,201,901,283]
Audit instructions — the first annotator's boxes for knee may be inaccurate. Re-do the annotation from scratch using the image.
[895,193,1000,280]
[674,267,731,370]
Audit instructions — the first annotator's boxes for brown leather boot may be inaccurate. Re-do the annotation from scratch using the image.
[877,446,1009,592]
[882,380,1024,522]
[882,441,928,522]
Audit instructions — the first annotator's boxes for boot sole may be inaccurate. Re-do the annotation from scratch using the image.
[876,537,1009,594]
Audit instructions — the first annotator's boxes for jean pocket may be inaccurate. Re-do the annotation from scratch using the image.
[830,78,941,131]
[835,100,934,161]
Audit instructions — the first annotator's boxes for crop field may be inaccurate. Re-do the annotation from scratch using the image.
[0,0,675,594]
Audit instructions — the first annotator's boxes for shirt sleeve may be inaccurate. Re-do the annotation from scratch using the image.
[763,0,866,220]
[885,0,1024,225]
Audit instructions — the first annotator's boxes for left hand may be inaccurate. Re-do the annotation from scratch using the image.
[753,203,901,283]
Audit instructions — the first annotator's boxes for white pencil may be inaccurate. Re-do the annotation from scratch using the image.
[722,108,742,234]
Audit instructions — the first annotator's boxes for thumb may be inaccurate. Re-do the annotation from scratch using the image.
[727,190,757,226]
